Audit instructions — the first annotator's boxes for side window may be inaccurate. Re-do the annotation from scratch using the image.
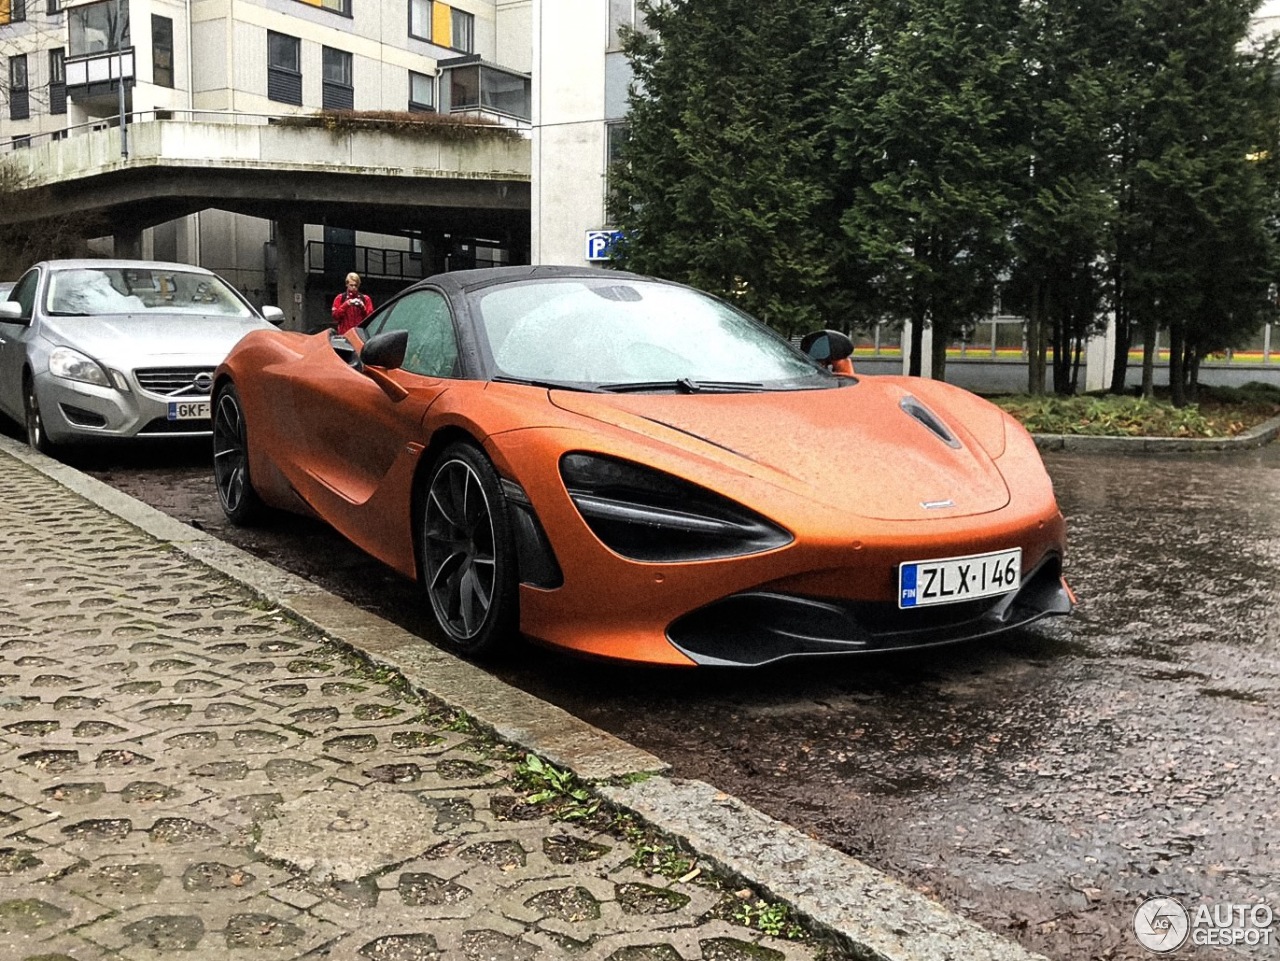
[10,270,39,319]
[373,290,458,378]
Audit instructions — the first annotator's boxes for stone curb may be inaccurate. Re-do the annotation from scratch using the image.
[0,432,1049,961]
[1033,411,1280,452]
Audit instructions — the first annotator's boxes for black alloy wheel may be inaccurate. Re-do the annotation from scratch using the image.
[212,383,267,525]
[23,373,56,455]
[419,442,518,655]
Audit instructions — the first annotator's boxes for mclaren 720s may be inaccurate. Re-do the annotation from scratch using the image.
[212,265,1073,667]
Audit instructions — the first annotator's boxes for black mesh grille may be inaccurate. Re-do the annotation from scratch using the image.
[134,367,214,396]
[138,417,213,434]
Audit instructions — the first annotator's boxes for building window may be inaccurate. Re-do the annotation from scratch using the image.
[444,62,529,121]
[321,47,353,110]
[608,0,633,51]
[49,48,66,114]
[408,0,430,40]
[451,8,474,53]
[46,0,59,15]
[4,0,26,24]
[11,135,32,149]
[151,15,173,88]
[69,0,127,56]
[9,55,29,121]
[409,71,435,112]
[267,31,302,105]
[297,0,350,15]
[409,70,434,112]
[605,121,630,223]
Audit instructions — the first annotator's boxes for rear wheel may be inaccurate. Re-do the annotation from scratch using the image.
[22,373,57,456]
[213,383,267,526]
[419,442,518,656]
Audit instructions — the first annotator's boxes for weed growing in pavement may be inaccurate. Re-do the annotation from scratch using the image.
[514,753,600,821]
[339,658,411,695]
[442,711,475,734]
[732,898,805,940]
[625,837,696,879]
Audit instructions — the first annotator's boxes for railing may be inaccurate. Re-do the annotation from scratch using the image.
[0,106,529,154]
[304,241,426,282]
[852,318,1278,367]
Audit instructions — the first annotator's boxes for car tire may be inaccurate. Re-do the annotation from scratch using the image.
[212,383,268,526]
[22,373,57,456]
[419,442,519,657]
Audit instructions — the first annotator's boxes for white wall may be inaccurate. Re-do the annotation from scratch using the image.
[530,0,607,265]
[495,0,531,72]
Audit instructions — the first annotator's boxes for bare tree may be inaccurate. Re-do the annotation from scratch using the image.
[0,162,101,277]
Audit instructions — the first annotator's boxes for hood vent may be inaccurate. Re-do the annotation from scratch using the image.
[901,396,961,448]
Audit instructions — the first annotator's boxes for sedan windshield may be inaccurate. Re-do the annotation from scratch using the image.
[45,267,254,318]
[473,278,836,391]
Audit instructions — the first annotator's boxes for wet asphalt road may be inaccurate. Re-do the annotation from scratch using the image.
[19,418,1280,961]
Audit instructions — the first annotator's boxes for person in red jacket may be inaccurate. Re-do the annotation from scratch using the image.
[331,272,373,334]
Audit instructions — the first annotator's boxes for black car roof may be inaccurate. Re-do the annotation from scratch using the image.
[416,264,649,295]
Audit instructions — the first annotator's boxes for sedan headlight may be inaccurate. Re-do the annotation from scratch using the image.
[560,452,792,562]
[48,347,112,389]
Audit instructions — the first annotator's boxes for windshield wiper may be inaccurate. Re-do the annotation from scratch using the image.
[599,379,768,394]
[492,375,602,393]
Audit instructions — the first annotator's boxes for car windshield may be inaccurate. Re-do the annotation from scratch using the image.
[473,278,837,391]
[45,267,253,318]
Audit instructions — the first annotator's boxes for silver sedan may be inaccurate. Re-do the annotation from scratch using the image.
[0,259,282,453]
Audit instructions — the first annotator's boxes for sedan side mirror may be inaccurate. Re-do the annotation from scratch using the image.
[261,306,285,326]
[800,329,854,364]
[0,302,24,322]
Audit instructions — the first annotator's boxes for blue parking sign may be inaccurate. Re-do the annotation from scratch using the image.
[585,230,625,262]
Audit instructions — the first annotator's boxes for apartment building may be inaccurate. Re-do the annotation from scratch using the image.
[0,0,533,319]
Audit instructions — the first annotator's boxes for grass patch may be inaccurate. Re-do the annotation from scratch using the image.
[989,382,1280,437]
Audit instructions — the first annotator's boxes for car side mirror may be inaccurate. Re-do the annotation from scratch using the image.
[0,301,24,322]
[800,329,854,364]
[360,329,408,371]
[261,305,285,326]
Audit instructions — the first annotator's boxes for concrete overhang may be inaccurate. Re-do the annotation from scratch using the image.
[0,117,532,238]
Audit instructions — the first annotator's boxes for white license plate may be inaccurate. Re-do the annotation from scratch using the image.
[167,400,210,421]
[899,548,1021,609]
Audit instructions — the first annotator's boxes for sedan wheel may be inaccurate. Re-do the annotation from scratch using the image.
[212,384,267,526]
[23,374,56,455]
[420,443,518,656]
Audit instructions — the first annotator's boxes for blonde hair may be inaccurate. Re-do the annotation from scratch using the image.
[345,272,361,287]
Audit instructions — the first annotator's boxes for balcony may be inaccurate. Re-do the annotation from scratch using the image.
[438,56,531,126]
[65,48,135,105]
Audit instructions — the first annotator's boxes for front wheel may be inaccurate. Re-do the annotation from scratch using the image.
[419,442,518,657]
[23,373,57,456]
[212,383,268,526]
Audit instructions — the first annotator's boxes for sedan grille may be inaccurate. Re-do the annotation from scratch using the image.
[134,367,216,398]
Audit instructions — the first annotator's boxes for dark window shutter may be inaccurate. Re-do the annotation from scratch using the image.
[268,68,302,106]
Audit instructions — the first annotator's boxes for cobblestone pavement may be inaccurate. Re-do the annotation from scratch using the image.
[0,452,823,961]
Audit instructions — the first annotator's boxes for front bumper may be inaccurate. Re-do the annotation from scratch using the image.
[36,368,213,443]
[666,555,1074,667]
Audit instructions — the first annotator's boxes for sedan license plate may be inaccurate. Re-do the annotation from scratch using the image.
[899,548,1021,609]
[167,400,210,421]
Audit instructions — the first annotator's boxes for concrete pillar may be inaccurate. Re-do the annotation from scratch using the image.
[113,227,143,260]
[275,213,306,332]
[900,320,933,378]
[1085,313,1117,393]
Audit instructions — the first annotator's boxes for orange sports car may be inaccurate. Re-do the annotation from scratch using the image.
[213,266,1072,667]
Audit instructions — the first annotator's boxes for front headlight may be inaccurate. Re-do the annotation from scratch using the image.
[48,347,112,389]
[560,452,792,562]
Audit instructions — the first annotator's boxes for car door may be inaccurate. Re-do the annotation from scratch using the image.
[0,268,41,421]
[286,288,461,568]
